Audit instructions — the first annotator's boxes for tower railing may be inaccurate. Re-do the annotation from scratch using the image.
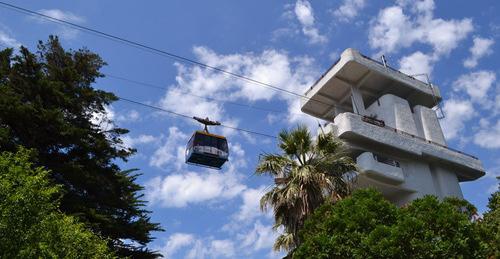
[334,113,479,160]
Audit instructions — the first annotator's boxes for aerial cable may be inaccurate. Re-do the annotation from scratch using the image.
[0,1,341,110]
[105,73,307,117]
[117,96,277,139]
[0,41,304,117]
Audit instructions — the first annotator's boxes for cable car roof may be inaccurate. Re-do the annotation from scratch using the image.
[194,130,226,139]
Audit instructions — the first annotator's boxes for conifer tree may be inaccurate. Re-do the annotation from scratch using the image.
[0,36,162,258]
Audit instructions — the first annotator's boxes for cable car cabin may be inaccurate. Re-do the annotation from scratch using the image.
[186,130,229,169]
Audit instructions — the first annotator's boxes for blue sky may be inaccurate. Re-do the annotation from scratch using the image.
[1,0,499,258]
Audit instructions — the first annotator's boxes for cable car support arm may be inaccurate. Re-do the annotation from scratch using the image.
[193,116,221,133]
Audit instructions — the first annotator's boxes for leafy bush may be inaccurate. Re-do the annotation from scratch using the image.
[294,189,489,259]
[0,148,115,258]
[480,184,500,258]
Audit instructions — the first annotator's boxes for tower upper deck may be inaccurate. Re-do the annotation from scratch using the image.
[301,48,442,121]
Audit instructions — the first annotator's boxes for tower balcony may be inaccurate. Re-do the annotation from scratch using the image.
[356,152,405,184]
[301,48,441,122]
[325,112,484,181]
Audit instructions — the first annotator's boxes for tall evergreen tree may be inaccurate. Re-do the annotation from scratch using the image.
[0,36,162,258]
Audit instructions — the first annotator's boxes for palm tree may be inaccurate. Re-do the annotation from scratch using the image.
[256,125,357,252]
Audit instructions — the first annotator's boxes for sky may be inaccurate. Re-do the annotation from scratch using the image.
[1,0,499,258]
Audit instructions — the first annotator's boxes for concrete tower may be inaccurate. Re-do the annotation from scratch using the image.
[301,48,485,205]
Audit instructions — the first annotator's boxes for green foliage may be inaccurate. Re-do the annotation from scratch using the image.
[295,189,398,258]
[480,184,500,258]
[0,37,162,257]
[0,148,114,258]
[294,189,489,259]
[256,125,357,252]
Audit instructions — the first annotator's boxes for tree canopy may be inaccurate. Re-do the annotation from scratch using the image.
[0,37,161,257]
[294,189,493,259]
[480,182,500,257]
[0,148,114,258]
[256,125,357,252]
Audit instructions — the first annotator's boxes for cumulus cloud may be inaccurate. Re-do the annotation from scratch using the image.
[38,9,85,23]
[158,233,235,259]
[473,119,500,149]
[424,18,473,56]
[0,25,21,48]
[464,36,494,68]
[440,99,476,140]
[186,239,236,259]
[90,105,115,132]
[453,70,496,103]
[234,186,268,222]
[115,109,141,123]
[238,221,280,253]
[160,233,195,258]
[370,0,473,59]
[158,46,319,132]
[294,0,327,44]
[146,122,250,208]
[149,127,189,169]
[35,9,85,39]
[145,171,247,208]
[398,51,435,76]
[333,0,366,22]
[121,134,158,149]
[146,138,248,208]
[369,6,413,54]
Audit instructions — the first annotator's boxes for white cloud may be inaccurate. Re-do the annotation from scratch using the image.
[158,46,319,132]
[36,9,85,39]
[464,37,494,68]
[453,70,496,103]
[424,18,473,56]
[90,105,115,132]
[160,233,195,258]
[398,51,435,76]
[149,127,188,169]
[146,126,250,208]
[38,9,85,23]
[440,99,476,140]
[473,119,500,149]
[286,98,320,130]
[185,238,236,259]
[369,6,414,54]
[0,25,21,48]
[115,109,141,123]
[235,186,268,222]
[369,1,473,56]
[239,221,279,253]
[333,0,366,22]
[207,239,236,258]
[121,134,158,149]
[145,170,246,208]
[294,0,327,44]
[397,0,435,16]
[484,163,500,193]
[159,233,235,259]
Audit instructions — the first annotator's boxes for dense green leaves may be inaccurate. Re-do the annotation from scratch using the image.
[0,148,114,258]
[294,189,492,259]
[0,37,161,257]
[480,183,500,258]
[256,125,357,252]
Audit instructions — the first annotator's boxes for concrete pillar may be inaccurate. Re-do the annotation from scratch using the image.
[430,165,464,199]
[366,94,418,135]
[350,87,366,115]
[413,105,446,146]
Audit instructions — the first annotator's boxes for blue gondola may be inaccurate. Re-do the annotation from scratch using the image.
[185,117,229,169]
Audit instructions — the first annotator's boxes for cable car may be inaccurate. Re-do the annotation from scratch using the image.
[185,117,229,169]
